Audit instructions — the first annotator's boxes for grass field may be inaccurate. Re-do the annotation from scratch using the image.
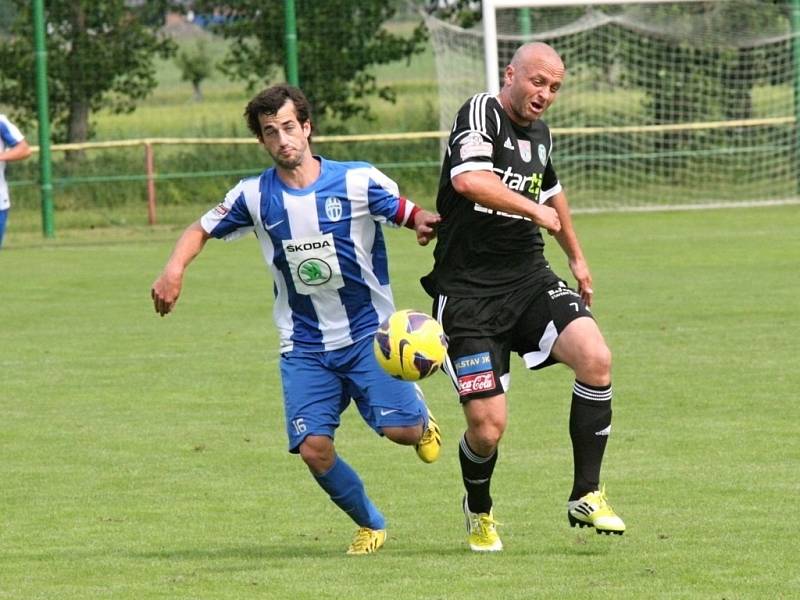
[2,205,799,599]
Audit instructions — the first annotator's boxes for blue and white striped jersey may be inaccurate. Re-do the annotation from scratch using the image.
[0,114,26,210]
[200,157,418,353]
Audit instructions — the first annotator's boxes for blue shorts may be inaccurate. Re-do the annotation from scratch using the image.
[280,336,426,453]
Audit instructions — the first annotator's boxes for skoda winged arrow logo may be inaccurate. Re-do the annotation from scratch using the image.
[298,259,332,285]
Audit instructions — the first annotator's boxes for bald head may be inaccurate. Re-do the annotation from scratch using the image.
[510,42,564,72]
[499,42,565,125]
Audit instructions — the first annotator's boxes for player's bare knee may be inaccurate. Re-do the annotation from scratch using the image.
[470,422,505,453]
[299,436,335,474]
[593,343,612,374]
[579,344,612,385]
[382,424,423,446]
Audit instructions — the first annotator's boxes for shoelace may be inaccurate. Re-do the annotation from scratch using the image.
[351,528,376,551]
[477,514,501,536]
[595,485,610,508]
[581,486,615,515]
[420,427,436,444]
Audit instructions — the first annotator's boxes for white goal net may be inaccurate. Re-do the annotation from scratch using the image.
[425,1,800,211]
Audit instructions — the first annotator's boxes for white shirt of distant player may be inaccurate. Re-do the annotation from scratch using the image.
[0,114,26,211]
[200,162,412,353]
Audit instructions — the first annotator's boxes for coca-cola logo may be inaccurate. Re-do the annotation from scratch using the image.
[457,371,495,396]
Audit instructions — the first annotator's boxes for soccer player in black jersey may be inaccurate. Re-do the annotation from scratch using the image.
[421,42,625,552]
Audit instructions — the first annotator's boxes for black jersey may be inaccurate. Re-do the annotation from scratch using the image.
[421,93,562,298]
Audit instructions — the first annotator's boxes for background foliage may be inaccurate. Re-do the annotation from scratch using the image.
[194,0,427,122]
[2,1,800,232]
[0,0,180,145]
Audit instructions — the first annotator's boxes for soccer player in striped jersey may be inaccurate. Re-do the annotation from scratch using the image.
[0,114,32,249]
[151,85,442,555]
[421,42,625,552]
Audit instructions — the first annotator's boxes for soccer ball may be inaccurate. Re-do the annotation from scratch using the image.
[373,309,448,381]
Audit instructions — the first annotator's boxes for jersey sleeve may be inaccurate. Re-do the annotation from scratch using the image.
[539,158,562,204]
[0,116,25,147]
[447,94,500,180]
[200,179,256,240]
[363,166,418,228]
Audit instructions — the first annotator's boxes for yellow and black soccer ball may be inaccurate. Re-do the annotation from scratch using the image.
[373,309,448,381]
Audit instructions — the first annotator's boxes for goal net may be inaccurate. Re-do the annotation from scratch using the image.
[425,1,800,211]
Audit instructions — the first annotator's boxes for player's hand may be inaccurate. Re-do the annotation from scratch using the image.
[532,204,561,234]
[413,209,442,246]
[151,268,183,316]
[569,257,593,307]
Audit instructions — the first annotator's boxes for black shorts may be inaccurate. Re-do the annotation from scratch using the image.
[432,281,594,402]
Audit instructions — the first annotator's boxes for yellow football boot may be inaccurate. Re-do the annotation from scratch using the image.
[463,495,503,552]
[567,485,625,535]
[415,408,441,464]
[346,527,387,555]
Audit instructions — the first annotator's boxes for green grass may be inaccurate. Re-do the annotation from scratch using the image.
[2,205,799,599]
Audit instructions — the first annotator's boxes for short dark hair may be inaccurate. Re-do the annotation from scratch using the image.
[244,84,313,140]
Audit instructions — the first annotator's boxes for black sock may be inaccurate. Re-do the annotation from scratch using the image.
[459,433,498,514]
[569,380,612,501]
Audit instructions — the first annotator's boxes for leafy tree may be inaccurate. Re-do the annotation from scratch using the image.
[0,0,179,147]
[0,0,17,34]
[176,39,214,101]
[193,0,427,122]
[424,0,482,29]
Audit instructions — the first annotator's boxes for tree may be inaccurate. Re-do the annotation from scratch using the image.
[0,0,179,148]
[0,0,18,34]
[424,0,482,29]
[193,0,427,122]
[176,39,214,101]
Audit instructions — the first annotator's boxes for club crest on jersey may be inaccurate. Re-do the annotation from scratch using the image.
[325,197,343,222]
[518,140,531,163]
[538,143,547,166]
[459,132,493,160]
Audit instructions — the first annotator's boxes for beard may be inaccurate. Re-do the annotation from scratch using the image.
[272,147,306,170]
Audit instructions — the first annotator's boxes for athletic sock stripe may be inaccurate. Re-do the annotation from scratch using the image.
[573,381,612,402]
[460,434,495,464]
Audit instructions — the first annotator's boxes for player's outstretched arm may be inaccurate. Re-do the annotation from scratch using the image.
[412,209,441,246]
[0,139,32,162]
[151,221,211,316]
[545,191,594,306]
[452,171,561,233]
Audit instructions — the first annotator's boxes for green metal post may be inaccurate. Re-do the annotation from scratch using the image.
[284,0,299,85]
[33,0,54,237]
[792,0,800,194]
[519,8,532,41]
